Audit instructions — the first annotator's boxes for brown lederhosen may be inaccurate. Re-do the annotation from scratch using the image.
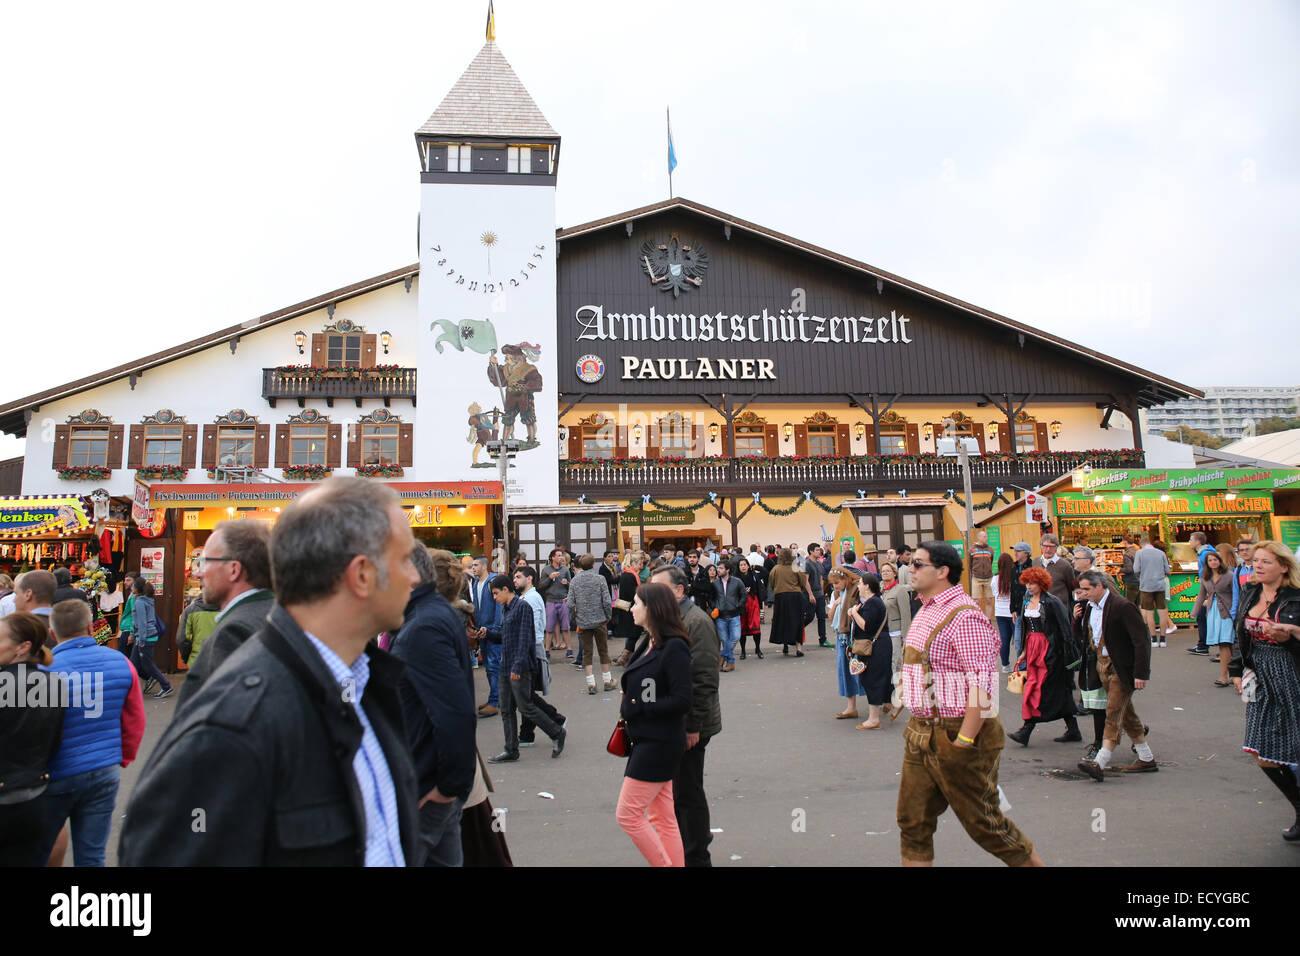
[897,607,1035,865]
[1093,621,1146,745]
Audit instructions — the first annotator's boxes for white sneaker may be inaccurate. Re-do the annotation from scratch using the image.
[1159,640,1168,647]
[1164,626,1177,635]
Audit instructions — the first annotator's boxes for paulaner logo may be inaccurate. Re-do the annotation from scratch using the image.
[49,886,151,936]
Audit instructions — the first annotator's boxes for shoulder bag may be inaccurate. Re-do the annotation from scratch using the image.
[849,610,887,658]
[606,718,630,757]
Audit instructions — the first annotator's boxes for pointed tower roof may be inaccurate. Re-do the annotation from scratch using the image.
[417,41,557,139]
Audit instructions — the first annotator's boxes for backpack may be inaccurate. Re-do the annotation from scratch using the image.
[154,615,167,641]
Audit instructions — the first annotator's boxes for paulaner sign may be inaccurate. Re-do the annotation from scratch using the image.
[620,356,776,381]
[575,305,914,345]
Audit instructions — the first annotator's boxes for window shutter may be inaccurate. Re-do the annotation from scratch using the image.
[904,423,920,455]
[763,425,779,458]
[1034,421,1050,452]
[998,422,1012,453]
[398,423,414,467]
[614,426,629,460]
[793,425,808,458]
[274,425,290,468]
[127,425,145,470]
[253,425,271,469]
[52,425,70,469]
[310,334,326,365]
[326,424,343,468]
[347,423,362,468]
[862,423,876,455]
[693,424,706,457]
[835,423,851,456]
[974,427,987,455]
[106,425,124,469]
[566,427,582,459]
[201,425,218,469]
[361,334,377,369]
[180,424,198,469]
[647,421,660,459]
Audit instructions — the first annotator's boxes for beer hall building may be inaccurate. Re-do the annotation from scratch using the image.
[0,25,1200,611]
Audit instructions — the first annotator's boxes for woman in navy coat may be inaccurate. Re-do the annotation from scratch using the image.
[615,581,693,866]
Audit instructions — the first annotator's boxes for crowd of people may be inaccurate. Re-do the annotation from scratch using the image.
[2,481,1299,867]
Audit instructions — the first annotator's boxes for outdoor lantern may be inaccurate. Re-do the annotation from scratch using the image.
[558,425,568,442]
[923,423,934,443]
[709,423,720,442]
[380,330,392,354]
[294,330,306,354]
[633,424,643,443]
[854,422,866,441]
[783,422,793,440]
[1050,420,1062,439]
[986,423,999,443]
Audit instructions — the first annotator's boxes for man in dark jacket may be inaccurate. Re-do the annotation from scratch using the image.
[1075,571,1156,782]
[51,567,91,608]
[684,550,713,612]
[176,520,274,708]
[389,545,477,867]
[489,575,566,762]
[467,556,503,717]
[805,543,828,647]
[119,478,422,866]
[649,565,721,867]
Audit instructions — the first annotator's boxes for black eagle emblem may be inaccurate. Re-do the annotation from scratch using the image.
[640,235,709,297]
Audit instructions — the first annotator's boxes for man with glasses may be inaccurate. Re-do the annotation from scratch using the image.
[176,521,274,707]
[896,542,1042,867]
[1033,534,1077,606]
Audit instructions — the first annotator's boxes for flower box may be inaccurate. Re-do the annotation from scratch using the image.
[135,466,189,481]
[282,465,334,480]
[356,464,404,478]
[57,466,111,481]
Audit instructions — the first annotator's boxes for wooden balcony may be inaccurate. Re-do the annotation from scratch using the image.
[559,450,1146,501]
[262,367,417,407]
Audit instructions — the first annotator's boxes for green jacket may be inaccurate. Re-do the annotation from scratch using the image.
[185,609,220,667]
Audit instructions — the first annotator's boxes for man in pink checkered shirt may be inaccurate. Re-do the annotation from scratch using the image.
[895,541,1043,867]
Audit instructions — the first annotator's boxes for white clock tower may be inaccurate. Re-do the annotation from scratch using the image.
[414,20,559,507]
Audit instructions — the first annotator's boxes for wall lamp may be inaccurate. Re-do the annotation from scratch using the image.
[633,424,643,443]
[294,331,306,354]
[922,423,934,443]
[854,422,866,441]
[558,426,568,442]
[380,331,392,354]
[1050,420,1062,439]
[709,423,720,443]
[986,423,999,444]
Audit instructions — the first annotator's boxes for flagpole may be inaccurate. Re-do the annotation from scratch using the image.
[667,106,673,199]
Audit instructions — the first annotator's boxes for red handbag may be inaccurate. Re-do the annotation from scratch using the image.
[606,718,630,757]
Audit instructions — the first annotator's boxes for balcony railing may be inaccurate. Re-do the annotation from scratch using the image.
[559,450,1146,500]
[262,366,417,408]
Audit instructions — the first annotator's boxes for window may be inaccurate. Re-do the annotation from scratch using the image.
[361,424,399,465]
[1015,420,1037,453]
[567,519,609,558]
[143,425,184,467]
[507,146,532,173]
[217,426,255,468]
[900,511,938,548]
[326,334,362,368]
[808,425,836,457]
[660,421,694,454]
[734,424,765,457]
[68,427,109,467]
[856,513,893,552]
[877,428,906,456]
[513,521,556,565]
[290,424,328,466]
[581,425,613,459]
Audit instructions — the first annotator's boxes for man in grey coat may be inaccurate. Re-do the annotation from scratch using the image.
[566,553,613,694]
[649,564,721,867]
[176,520,274,709]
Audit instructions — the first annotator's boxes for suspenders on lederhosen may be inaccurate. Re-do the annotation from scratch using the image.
[898,606,966,746]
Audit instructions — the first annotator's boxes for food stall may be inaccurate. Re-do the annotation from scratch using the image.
[1055,467,1300,624]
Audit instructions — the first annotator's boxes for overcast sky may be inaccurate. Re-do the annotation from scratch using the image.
[2,0,1297,462]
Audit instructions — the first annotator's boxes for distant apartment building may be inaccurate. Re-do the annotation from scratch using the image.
[1144,386,1300,440]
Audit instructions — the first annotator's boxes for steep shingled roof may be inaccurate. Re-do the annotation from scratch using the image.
[416,41,557,139]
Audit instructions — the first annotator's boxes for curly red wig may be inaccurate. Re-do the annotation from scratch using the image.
[1018,566,1053,591]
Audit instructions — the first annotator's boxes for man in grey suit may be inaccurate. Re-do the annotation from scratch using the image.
[176,520,274,707]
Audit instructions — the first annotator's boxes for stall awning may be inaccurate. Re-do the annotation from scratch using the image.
[0,495,91,537]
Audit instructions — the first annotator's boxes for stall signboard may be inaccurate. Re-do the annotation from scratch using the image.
[1055,490,1273,517]
[622,507,698,527]
[987,526,1001,560]
[1024,492,1049,524]
[407,504,486,528]
[1169,572,1200,625]
[0,495,89,537]
[150,481,503,510]
[1275,516,1300,553]
[139,547,166,597]
[132,480,167,538]
[1076,468,1300,493]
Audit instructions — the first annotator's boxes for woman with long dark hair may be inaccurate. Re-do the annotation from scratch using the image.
[1009,567,1081,746]
[846,572,890,729]
[736,557,765,660]
[615,581,694,866]
[992,553,1017,671]
[1197,544,1238,686]
[1228,541,1300,841]
[0,612,67,865]
[768,547,814,657]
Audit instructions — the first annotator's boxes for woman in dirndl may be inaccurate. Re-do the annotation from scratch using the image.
[736,557,765,659]
[1228,541,1300,842]
[828,566,863,719]
[767,547,814,657]
[1008,566,1080,747]
[845,573,890,729]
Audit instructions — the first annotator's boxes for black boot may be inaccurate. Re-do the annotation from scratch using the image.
[1260,765,1300,841]
[1054,715,1083,743]
[1008,723,1033,747]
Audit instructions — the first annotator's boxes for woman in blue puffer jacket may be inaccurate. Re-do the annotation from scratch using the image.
[130,578,173,699]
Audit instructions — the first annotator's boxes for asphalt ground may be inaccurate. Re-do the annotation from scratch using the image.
[98,621,1299,867]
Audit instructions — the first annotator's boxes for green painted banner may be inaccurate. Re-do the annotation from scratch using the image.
[1277,517,1300,553]
[1078,468,1300,493]
[1169,572,1200,624]
[1055,490,1273,517]
[623,508,697,526]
